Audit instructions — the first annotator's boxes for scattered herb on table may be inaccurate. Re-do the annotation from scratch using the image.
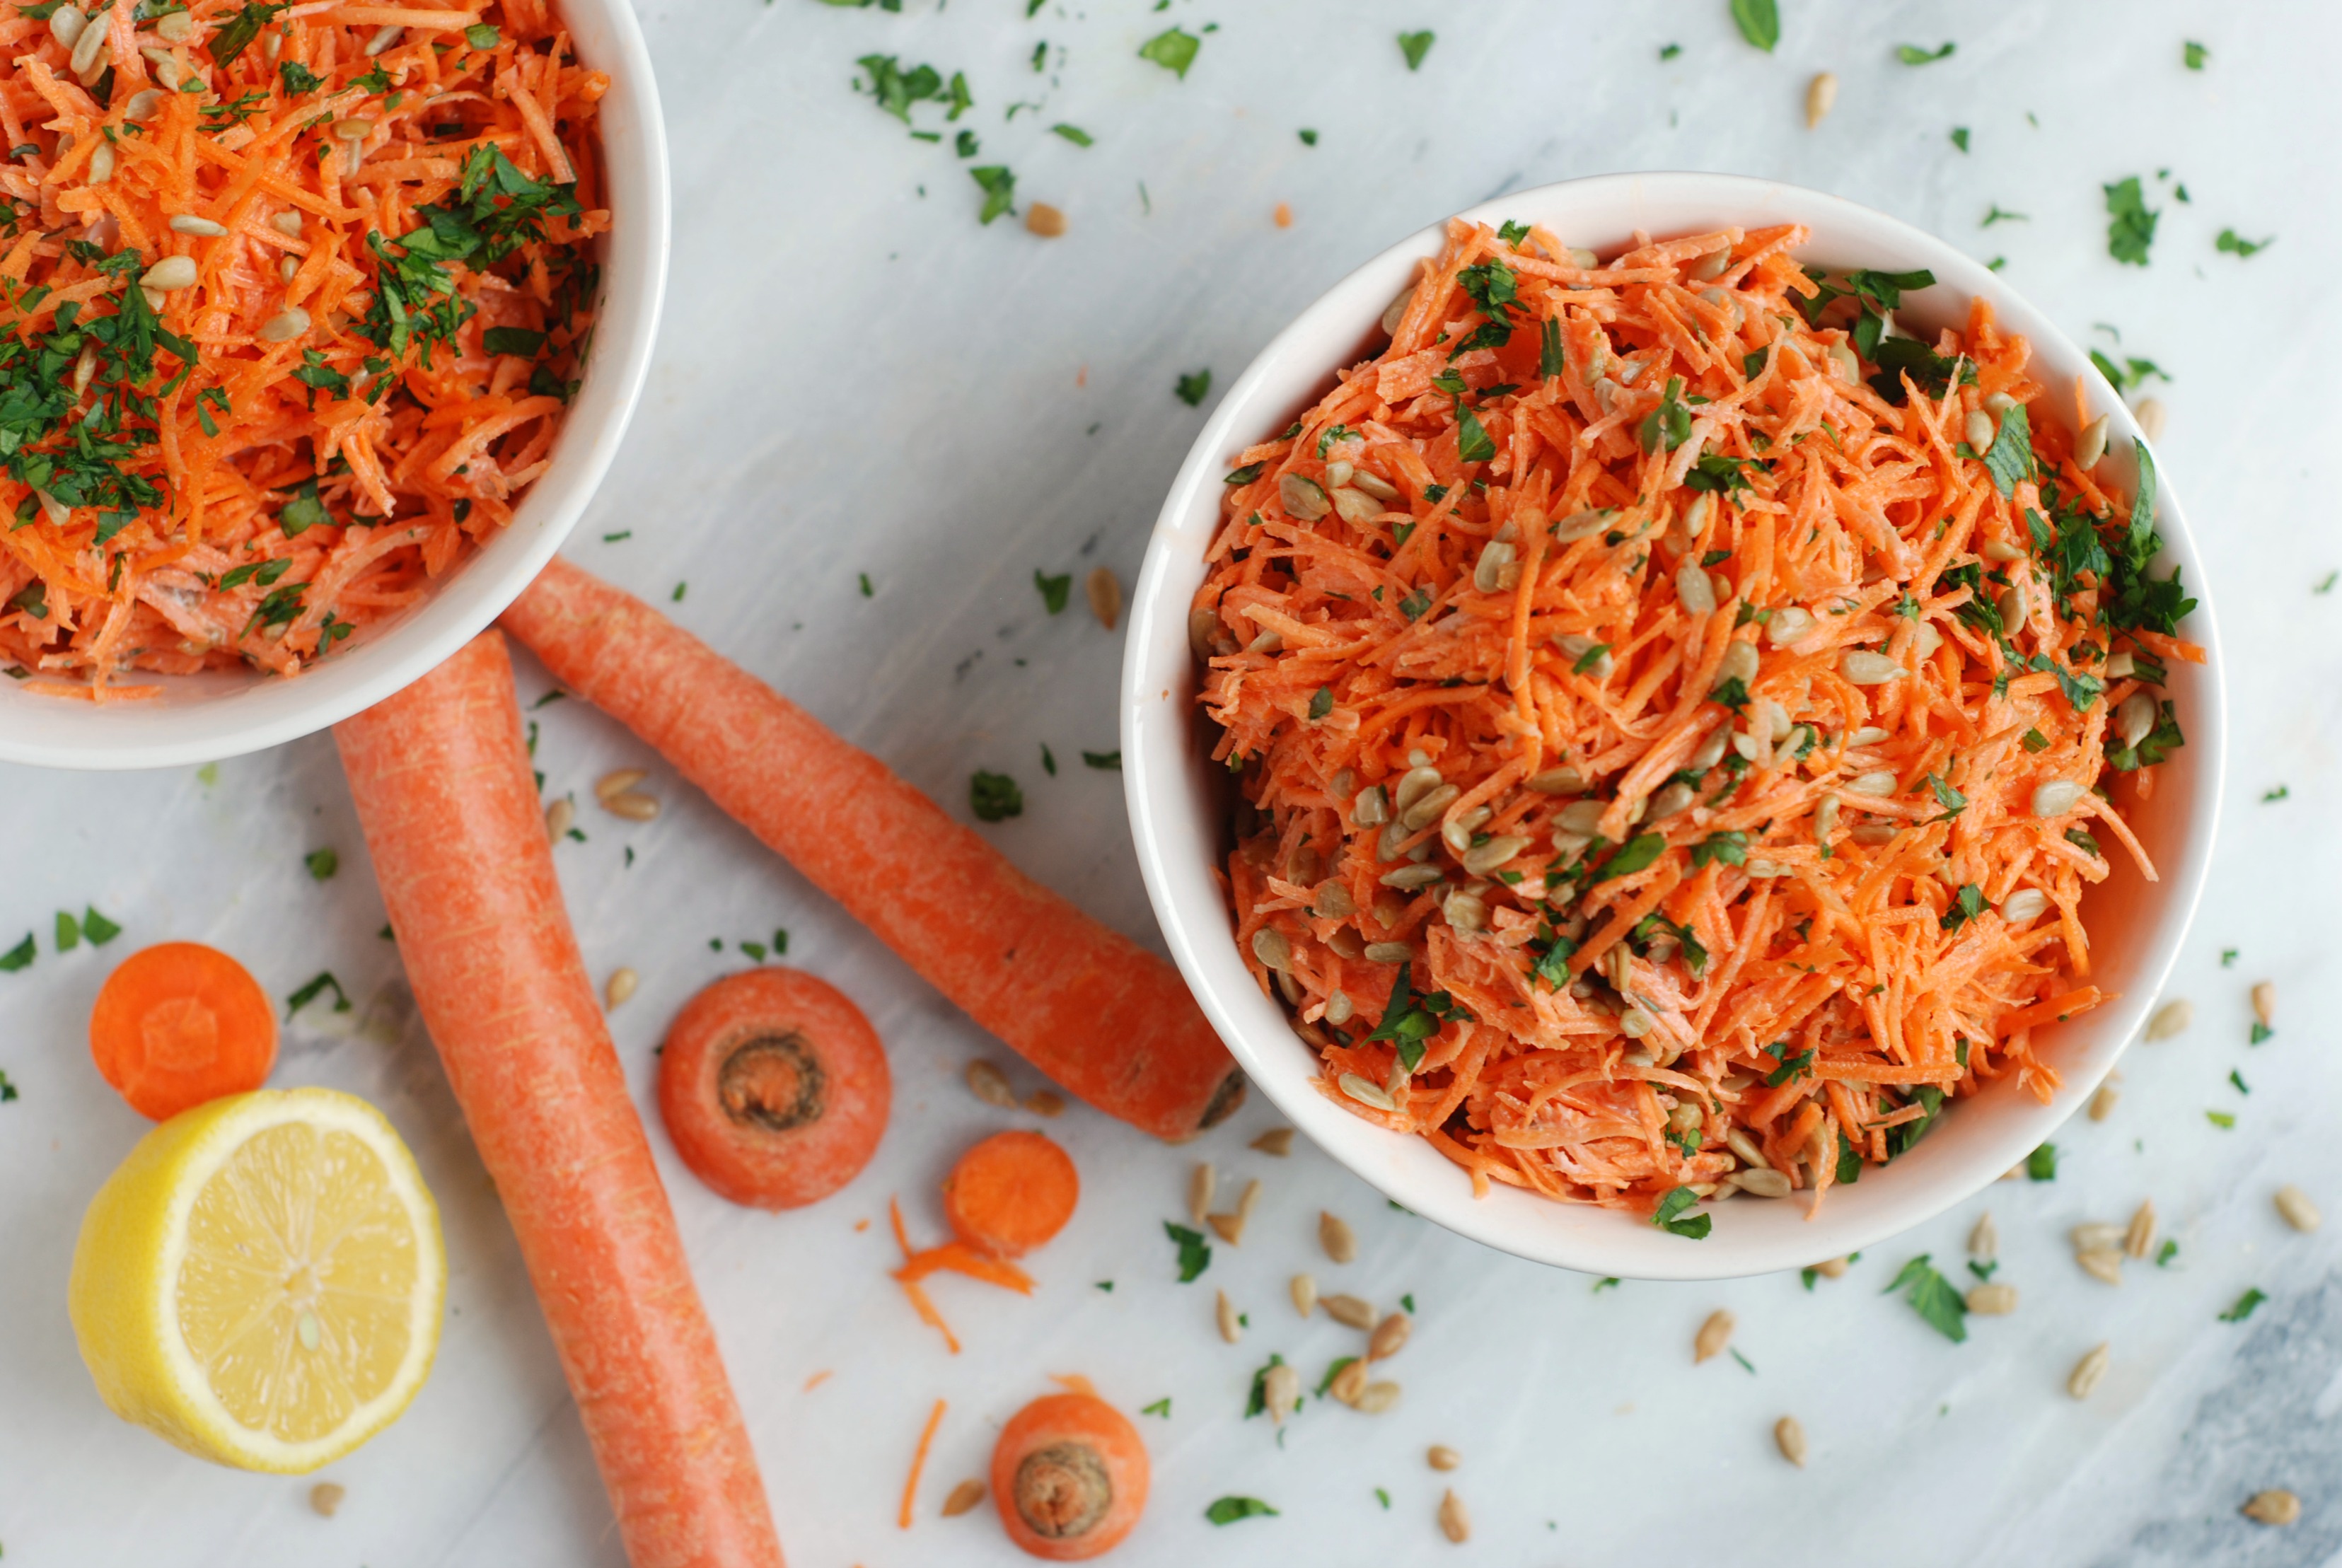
[1034,569,1072,613]
[970,771,1024,823]
[2206,1109,2235,1129]
[1896,41,1953,64]
[1396,30,1434,70]
[305,848,339,881]
[1982,202,2029,228]
[2218,1288,2266,1323]
[1950,126,1970,152]
[1050,123,1092,146]
[83,907,120,944]
[0,1066,14,1100]
[0,933,33,972]
[1164,1221,1211,1282]
[2104,176,2159,266]
[286,970,350,1015]
[1175,369,1212,407]
[2215,228,2273,259]
[1140,1396,1169,1416]
[1137,26,1200,79]
[2183,40,2209,69]
[1729,0,1779,53]
[1884,1254,1969,1342]
[2027,1142,2058,1180]
[1082,750,1121,770]
[1205,1496,1277,1525]
[969,164,1016,224]
[2263,785,2290,803]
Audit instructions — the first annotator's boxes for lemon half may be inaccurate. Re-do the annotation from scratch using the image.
[69,1087,446,1473]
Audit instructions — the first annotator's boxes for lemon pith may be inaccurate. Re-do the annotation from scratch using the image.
[69,1087,446,1473]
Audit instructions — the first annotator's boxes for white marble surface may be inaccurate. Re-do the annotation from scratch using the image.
[4,2,2341,1564]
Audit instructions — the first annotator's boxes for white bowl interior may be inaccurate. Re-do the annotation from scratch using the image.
[1124,173,2226,1280]
[0,1,670,771]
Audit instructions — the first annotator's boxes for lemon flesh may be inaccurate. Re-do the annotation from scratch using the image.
[69,1087,445,1473]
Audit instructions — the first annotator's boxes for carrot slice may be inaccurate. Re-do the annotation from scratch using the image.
[87,942,276,1122]
[499,557,1246,1142]
[658,968,890,1209]
[990,1393,1149,1561]
[334,631,782,1568]
[944,1131,1079,1260]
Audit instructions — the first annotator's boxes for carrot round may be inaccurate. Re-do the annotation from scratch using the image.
[990,1393,1149,1560]
[334,632,784,1568]
[659,968,891,1209]
[88,942,277,1121]
[499,557,1246,1143]
[944,1131,1079,1260]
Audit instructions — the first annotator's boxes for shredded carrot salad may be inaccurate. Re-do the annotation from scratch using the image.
[0,0,606,697]
[1195,218,2201,1221]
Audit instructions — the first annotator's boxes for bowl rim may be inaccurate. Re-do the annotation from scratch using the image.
[1121,170,2227,1280]
[0,0,671,772]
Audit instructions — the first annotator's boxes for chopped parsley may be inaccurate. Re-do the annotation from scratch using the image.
[1981,203,2029,228]
[1204,1496,1277,1526]
[1050,123,1093,147]
[1884,1255,1969,1342]
[1950,126,1970,153]
[1175,368,1212,407]
[1033,569,1071,613]
[2205,1109,2236,1129]
[1164,1221,1211,1282]
[1297,127,1318,146]
[303,848,339,881]
[854,54,970,125]
[1137,25,1200,79]
[1362,960,1466,1072]
[1729,0,1778,52]
[1659,42,1682,60]
[1396,30,1434,70]
[1650,1185,1710,1239]
[968,164,1016,224]
[1896,41,1954,64]
[2183,40,2209,70]
[2026,1142,2058,1181]
[970,770,1023,822]
[1590,831,1666,884]
[2215,228,2273,259]
[2251,1022,2273,1046]
[1637,376,1692,453]
[1140,1396,1169,1416]
[0,932,31,972]
[1940,883,1986,932]
[1981,402,2034,497]
[286,970,350,1015]
[2218,1288,2266,1323]
[2263,784,2290,803]
[2104,176,2159,267]
[207,0,288,66]
[1082,749,1120,770]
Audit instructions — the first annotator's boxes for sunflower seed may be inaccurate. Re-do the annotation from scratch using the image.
[1026,1091,1065,1117]
[1695,1309,1734,1364]
[2072,1222,2123,1251]
[1369,1312,1411,1361]
[2075,1247,2124,1286]
[1965,1282,2018,1315]
[603,966,638,1009]
[1357,1380,1401,1415]
[123,87,164,119]
[1803,71,1838,128]
[1382,286,1414,336]
[2243,1490,2301,1527]
[2076,414,2110,470]
[1826,341,1860,382]
[2031,777,2085,817]
[1378,864,1443,891]
[1735,1168,1792,1199]
[49,5,83,47]
[2144,998,2193,1041]
[2252,980,2276,1029]
[309,1482,347,1518]
[1286,1274,1318,1319]
[1186,1161,1215,1225]
[2068,1342,2111,1400]
[2000,888,2048,924]
[1350,469,1399,502]
[1965,409,1996,451]
[1323,1293,1374,1330]
[1343,1069,1398,1108]
[1307,1212,1355,1272]
[1280,473,1331,520]
[604,791,660,821]
[942,1478,987,1517]
[594,765,649,801]
[1843,770,1896,797]
[2089,1083,2120,1120]
[1437,1487,1469,1543]
[1766,606,1814,646]
[1401,784,1462,833]
[1216,1289,1241,1343]
[86,140,114,183]
[1331,485,1382,525]
[1364,941,1413,963]
[1676,559,1717,615]
[155,6,192,40]
[1726,1128,1769,1169]
[1526,764,1587,794]
[1552,507,1615,542]
[364,22,402,54]
[1840,649,1902,685]
[544,796,574,840]
[1775,1415,1809,1468]
[1263,1361,1300,1424]
[69,10,106,72]
[1969,1211,1998,1259]
[2135,400,2167,443]
[1718,639,1760,686]
[257,307,311,342]
[2126,1199,2157,1260]
[2277,1185,2322,1233]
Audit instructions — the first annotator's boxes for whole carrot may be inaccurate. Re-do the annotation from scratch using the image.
[500,557,1244,1142]
[335,632,784,1568]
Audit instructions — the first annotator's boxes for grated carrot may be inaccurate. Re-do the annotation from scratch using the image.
[1196,217,2202,1218]
[898,1397,945,1530]
[0,0,608,693]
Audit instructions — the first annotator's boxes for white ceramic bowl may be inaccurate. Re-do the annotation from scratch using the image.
[0,6,669,771]
[1123,172,2225,1281]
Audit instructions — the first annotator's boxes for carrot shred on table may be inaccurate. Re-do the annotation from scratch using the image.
[1196,216,2201,1219]
[0,0,608,692]
[898,1398,946,1531]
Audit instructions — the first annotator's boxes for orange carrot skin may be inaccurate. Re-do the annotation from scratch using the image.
[944,1130,1079,1260]
[335,632,784,1568]
[501,558,1244,1142]
[659,968,891,1209]
[990,1393,1149,1561]
[88,942,277,1121]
